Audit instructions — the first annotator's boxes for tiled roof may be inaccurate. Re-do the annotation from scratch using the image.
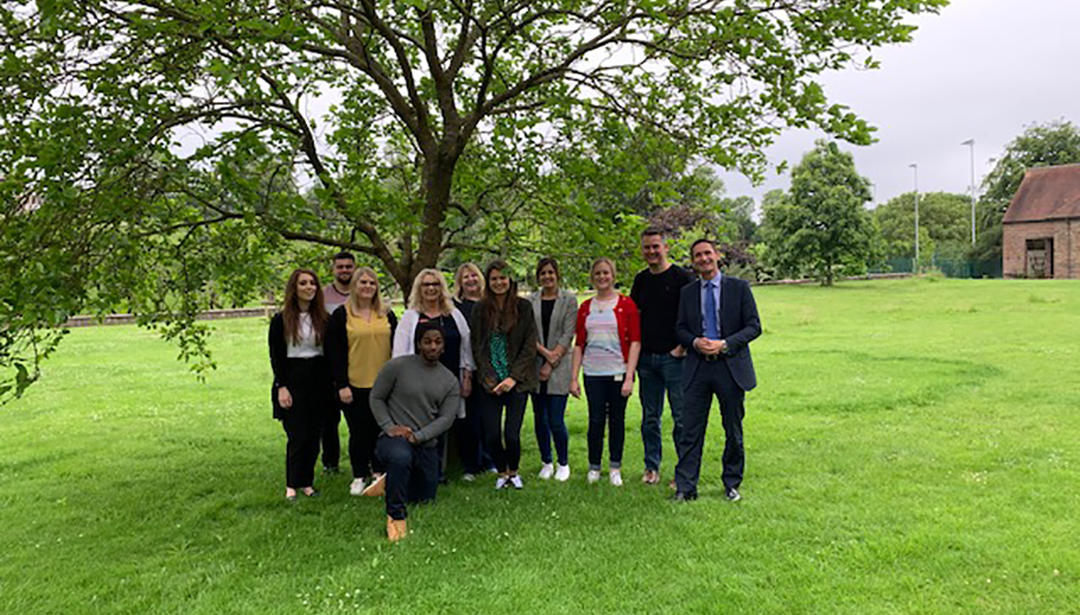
[1003,163,1080,223]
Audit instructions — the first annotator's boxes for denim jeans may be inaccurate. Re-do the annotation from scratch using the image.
[637,352,685,473]
[531,393,569,465]
[583,375,628,470]
[376,435,439,521]
[478,390,528,473]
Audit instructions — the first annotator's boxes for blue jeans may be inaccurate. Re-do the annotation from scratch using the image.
[637,352,685,473]
[531,393,569,465]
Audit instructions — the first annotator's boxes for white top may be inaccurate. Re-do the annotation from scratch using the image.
[582,297,623,376]
[286,312,323,358]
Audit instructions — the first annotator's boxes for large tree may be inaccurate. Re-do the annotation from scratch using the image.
[0,0,945,400]
[759,140,876,285]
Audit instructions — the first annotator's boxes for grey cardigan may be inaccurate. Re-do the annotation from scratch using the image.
[529,289,578,395]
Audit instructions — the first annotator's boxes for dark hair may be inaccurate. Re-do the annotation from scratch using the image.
[689,238,717,254]
[281,268,328,345]
[413,320,445,353]
[480,259,519,333]
[535,257,560,282]
[641,228,666,240]
[332,251,355,262]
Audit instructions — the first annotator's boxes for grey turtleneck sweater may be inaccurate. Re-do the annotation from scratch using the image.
[370,355,460,446]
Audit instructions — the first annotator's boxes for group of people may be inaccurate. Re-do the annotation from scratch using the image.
[267,230,762,541]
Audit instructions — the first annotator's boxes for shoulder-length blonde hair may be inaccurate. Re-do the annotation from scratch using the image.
[408,268,454,315]
[453,262,484,300]
[347,266,389,317]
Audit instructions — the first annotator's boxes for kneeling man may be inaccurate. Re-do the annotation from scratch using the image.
[370,321,461,541]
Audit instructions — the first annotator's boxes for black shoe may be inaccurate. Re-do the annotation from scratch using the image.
[725,487,741,502]
[303,489,321,498]
[670,491,697,502]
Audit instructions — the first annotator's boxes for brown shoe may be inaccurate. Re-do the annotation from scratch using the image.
[642,470,660,485]
[363,473,386,497]
[386,516,407,542]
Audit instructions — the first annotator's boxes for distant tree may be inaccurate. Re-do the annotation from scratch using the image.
[873,191,971,258]
[760,141,876,285]
[974,120,1080,260]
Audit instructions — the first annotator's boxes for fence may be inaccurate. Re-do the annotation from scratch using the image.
[872,256,1002,279]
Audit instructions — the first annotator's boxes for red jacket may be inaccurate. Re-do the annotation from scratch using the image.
[575,294,641,363]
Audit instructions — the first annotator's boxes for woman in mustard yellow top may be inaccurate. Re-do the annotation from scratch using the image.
[325,267,398,496]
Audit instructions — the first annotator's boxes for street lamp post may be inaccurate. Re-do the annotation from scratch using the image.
[909,163,919,271]
[962,139,976,245]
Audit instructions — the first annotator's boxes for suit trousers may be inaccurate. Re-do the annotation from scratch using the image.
[319,406,341,470]
[376,435,439,520]
[278,357,328,489]
[675,359,746,495]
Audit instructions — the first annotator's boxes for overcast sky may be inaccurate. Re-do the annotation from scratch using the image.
[717,0,1080,211]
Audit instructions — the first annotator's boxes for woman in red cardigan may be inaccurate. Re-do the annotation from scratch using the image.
[569,257,641,487]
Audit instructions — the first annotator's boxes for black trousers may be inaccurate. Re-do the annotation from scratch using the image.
[675,360,746,495]
[279,357,330,488]
[341,386,384,479]
[319,406,341,469]
[456,392,492,474]
[478,389,527,473]
[583,376,628,470]
[377,436,439,520]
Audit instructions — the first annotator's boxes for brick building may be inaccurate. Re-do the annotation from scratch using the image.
[1002,164,1080,279]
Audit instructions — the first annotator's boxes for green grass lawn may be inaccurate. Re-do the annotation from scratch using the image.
[2,277,1077,613]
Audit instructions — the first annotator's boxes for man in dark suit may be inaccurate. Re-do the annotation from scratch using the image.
[674,238,761,501]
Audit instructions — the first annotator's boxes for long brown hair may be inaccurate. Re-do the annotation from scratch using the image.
[282,268,328,345]
[479,259,519,333]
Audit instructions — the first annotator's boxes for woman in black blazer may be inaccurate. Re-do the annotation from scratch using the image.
[269,268,333,500]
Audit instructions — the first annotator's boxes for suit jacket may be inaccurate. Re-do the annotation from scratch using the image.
[675,275,761,391]
[529,289,578,395]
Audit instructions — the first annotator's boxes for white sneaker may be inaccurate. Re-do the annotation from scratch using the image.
[554,464,570,482]
[538,463,554,480]
[609,469,623,487]
[495,476,509,490]
[587,469,601,484]
[509,475,524,490]
[462,473,477,482]
[349,477,366,496]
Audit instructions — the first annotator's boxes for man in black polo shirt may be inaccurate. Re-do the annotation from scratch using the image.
[629,229,694,485]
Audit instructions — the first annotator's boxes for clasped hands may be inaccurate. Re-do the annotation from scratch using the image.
[386,424,419,444]
[693,337,728,356]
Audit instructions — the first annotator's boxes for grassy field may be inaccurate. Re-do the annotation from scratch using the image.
[1,277,1077,614]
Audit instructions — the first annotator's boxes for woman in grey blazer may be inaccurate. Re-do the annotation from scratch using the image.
[529,258,578,482]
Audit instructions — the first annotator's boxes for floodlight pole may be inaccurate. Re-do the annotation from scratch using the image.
[909,163,919,271]
[962,139,976,245]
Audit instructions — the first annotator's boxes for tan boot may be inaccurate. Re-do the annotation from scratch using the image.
[386,516,407,542]
[363,473,386,497]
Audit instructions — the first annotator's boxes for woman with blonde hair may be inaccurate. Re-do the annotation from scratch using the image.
[393,269,474,478]
[325,266,398,496]
[269,268,333,500]
[569,257,641,487]
[452,262,485,320]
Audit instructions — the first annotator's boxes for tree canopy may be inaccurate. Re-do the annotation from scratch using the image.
[0,0,946,400]
[873,191,971,259]
[972,119,1080,261]
[759,140,876,285]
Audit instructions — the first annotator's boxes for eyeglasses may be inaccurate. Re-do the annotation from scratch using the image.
[421,282,442,288]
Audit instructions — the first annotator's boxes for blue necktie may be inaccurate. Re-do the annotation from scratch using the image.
[704,280,719,340]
